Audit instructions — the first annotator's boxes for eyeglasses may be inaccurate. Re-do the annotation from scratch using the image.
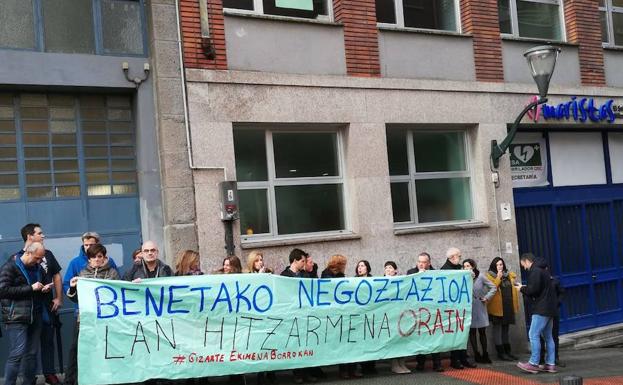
[142,248,157,253]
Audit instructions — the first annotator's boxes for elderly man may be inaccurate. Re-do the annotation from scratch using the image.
[123,240,172,281]
[16,224,63,385]
[410,252,444,372]
[1,242,51,385]
[441,247,477,369]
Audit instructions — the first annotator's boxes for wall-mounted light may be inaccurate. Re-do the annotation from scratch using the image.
[122,62,151,88]
[490,45,561,169]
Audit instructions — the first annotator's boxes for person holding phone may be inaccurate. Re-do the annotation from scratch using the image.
[486,257,520,361]
[0,242,50,385]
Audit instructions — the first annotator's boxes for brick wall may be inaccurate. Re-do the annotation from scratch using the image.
[460,0,504,82]
[179,0,227,70]
[333,0,380,77]
[565,0,606,86]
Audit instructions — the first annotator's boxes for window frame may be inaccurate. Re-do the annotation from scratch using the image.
[236,128,349,242]
[600,0,623,47]
[500,0,566,41]
[0,0,148,57]
[223,0,334,22]
[376,0,462,33]
[389,129,475,228]
[0,93,138,203]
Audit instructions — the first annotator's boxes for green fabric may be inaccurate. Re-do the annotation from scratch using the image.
[77,271,472,385]
[275,0,313,10]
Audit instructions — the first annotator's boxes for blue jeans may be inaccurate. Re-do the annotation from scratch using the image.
[528,314,555,366]
[4,314,42,385]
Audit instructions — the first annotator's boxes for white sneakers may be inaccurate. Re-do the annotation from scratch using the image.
[391,358,412,374]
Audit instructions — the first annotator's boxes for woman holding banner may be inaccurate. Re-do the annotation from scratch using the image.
[174,250,203,276]
[486,257,520,361]
[383,261,412,375]
[245,250,273,274]
[321,255,364,379]
[65,244,120,385]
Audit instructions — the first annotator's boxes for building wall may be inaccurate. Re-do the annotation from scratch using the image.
[225,15,347,75]
[378,31,475,81]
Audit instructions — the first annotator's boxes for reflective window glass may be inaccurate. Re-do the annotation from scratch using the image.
[234,130,268,182]
[239,189,270,235]
[275,184,344,235]
[43,0,95,53]
[101,0,144,55]
[273,132,339,178]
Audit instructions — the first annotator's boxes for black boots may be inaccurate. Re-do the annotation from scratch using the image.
[504,343,519,360]
[496,345,513,361]
[475,351,492,364]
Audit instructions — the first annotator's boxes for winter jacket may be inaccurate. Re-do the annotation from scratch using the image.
[67,261,119,322]
[471,273,497,328]
[63,246,119,294]
[485,271,519,317]
[123,259,172,281]
[520,263,558,317]
[0,256,44,324]
[320,269,345,279]
[440,259,462,270]
[406,266,435,274]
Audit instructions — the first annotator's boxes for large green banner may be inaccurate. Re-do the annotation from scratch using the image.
[77,271,472,385]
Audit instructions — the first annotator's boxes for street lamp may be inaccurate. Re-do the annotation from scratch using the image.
[490,45,561,169]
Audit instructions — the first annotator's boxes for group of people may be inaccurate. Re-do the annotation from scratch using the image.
[0,223,563,385]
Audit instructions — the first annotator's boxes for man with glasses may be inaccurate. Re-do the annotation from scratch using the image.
[123,240,172,281]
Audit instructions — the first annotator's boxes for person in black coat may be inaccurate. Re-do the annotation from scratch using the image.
[516,253,559,374]
[0,242,51,385]
[441,248,476,370]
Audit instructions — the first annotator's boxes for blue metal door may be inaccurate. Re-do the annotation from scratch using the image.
[0,92,142,374]
[514,131,623,334]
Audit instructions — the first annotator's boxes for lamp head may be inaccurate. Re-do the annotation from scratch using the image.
[524,45,561,99]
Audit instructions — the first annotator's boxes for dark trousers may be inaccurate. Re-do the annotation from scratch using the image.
[4,314,43,385]
[416,353,441,368]
[40,319,56,374]
[65,322,80,385]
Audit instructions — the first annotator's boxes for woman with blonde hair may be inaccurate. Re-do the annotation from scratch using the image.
[174,250,202,276]
[320,255,362,379]
[245,250,272,273]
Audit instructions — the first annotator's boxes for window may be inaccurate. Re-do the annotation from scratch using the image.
[387,129,473,225]
[376,0,459,32]
[600,0,623,46]
[498,0,564,40]
[0,0,145,56]
[234,129,346,239]
[223,0,331,19]
[0,93,137,201]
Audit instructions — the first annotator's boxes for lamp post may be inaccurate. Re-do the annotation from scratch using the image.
[491,45,561,169]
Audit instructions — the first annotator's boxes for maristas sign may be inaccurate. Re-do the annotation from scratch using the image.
[527,96,618,123]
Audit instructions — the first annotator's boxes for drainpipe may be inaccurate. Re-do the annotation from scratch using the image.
[174,0,227,178]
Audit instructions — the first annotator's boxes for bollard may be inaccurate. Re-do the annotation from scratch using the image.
[559,375,582,385]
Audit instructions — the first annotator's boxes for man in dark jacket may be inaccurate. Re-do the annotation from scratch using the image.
[0,242,50,385]
[516,253,558,374]
[280,249,316,383]
[123,240,172,281]
[16,223,63,385]
[441,247,476,369]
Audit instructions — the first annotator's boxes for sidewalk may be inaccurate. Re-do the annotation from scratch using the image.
[16,347,623,385]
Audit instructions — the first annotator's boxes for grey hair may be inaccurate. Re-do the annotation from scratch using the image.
[25,242,44,254]
[82,232,100,242]
[446,247,461,259]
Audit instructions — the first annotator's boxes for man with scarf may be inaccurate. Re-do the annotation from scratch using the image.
[0,242,51,385]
